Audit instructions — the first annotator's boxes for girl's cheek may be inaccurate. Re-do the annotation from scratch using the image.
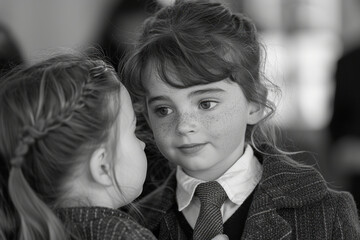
[151,117,174,137]
[200,113,218,129]
[202,110,233,137]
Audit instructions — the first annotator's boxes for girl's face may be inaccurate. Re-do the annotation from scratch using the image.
[113,85,147,205]
[144,69,261,181]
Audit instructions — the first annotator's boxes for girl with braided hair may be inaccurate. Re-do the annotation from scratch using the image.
[121,1,360,239]
[0,54,156,240]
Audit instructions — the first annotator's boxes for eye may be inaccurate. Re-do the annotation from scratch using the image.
[199,100,218,110]
[155,106,173,116]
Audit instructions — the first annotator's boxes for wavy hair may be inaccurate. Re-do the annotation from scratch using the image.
[121,0,281,155]
[0,54,121,240]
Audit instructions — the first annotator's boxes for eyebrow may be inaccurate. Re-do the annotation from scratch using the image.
[188,88,225,97]
[147,88,225,105]
[147,96,169,105]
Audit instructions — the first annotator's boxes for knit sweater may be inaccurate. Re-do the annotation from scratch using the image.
[56,206,156,240]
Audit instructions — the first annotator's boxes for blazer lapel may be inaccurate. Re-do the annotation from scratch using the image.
[242,151,328,240]
[242,188,292,240]
[160,210,188,240]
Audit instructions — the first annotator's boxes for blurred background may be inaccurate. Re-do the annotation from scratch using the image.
[1,0,360,208]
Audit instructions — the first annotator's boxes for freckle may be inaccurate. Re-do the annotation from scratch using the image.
[162,122,174,133]
[201,117,211,128]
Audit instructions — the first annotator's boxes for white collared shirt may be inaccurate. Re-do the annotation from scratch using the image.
[176,144,263,228]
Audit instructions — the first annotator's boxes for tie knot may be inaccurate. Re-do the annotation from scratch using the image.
[195,181,227,207]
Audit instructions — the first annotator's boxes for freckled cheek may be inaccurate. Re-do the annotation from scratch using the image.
[204,107,247,144]
[199,111,231,132]
[149,117,175,144]
[201,112,231,137]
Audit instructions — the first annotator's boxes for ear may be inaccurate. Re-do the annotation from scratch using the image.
[247,102,264,125]
[89,147,113,187]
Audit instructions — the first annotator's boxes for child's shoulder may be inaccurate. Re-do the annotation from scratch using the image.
[249,152,360,238]
[259,152,354,209]
[93,214,156,240]
[56,206,156,239]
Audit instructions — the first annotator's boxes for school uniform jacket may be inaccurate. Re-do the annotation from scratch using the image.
[138,152,360,240]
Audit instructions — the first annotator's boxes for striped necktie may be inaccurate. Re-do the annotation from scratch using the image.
[193,181,228,240]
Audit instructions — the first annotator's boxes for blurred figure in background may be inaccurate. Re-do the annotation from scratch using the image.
[328,0,360,212]
[0,23,23,77]
[97,0,159,69]
[329,45,360,211]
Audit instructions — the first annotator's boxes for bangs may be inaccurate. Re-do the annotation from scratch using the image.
[142,34,239,88]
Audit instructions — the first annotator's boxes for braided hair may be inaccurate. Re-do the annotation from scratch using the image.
[0,54,121,240]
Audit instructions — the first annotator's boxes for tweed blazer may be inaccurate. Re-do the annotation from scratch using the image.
[138,153,360,240]
[55,206,156,240]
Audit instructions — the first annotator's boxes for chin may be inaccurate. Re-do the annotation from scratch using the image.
[185,161,214,171]
[182,165,212,175]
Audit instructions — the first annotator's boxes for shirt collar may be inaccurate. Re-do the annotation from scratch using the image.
[176,144,263,211]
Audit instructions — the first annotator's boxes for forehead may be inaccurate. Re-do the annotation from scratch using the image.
[143,60,242,94]
[143,59,183,89]
[141,54,232,92]
[143,65,172,93]
[144,73,242,101]
[143,62,193,97]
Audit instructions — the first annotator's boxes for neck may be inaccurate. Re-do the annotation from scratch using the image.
[184,144,246,181]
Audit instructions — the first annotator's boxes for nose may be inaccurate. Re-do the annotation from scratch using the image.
[176,112,198,135]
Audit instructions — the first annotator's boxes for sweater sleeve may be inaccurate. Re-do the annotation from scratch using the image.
[332,192,360,240]
[92,216,157,240]
[119,222,157,240]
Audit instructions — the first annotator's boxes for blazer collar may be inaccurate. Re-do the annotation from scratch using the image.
[257,153,328,208]
[242,152,328,240]
[141,149,329,240]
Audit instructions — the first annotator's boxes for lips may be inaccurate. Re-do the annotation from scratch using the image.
[178,143,207,154]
